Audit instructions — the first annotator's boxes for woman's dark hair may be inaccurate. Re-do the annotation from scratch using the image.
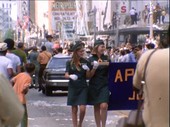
[4,38,15,50]
[17,42,24,48]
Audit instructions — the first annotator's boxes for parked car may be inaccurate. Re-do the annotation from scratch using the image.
[42,55,71,96]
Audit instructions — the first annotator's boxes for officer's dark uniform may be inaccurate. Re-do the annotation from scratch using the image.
[66,58,90,105]
[88,39,110,105]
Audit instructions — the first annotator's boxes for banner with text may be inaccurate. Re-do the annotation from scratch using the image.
[108,63,142,110]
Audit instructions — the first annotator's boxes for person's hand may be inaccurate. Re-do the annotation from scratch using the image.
[69,74,78,81]
[82,64,90,71]
[93,61,99,69]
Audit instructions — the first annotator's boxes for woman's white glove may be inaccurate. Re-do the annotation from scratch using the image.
[69,74,78,81]
[82,64,90,71]
[93,61,99,69]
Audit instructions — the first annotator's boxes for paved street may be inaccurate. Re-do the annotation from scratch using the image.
[27,89,129,127]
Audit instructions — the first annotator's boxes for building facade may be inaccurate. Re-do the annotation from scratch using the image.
[0,1,18,39]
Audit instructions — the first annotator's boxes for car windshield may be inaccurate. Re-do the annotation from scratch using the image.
[47,57,70,69]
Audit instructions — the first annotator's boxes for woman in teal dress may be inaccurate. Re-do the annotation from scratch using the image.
[65,42,91,127]
[88,39,110,127]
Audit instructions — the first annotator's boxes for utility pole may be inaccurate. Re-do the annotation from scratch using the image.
[93,6,97,43]
[115,2,119,47]
[88,6,97,43]
[149,1,153,39]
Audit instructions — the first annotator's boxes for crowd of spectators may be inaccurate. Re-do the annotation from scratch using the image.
[0,25,169,126]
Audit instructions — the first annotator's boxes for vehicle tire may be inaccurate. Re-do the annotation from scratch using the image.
[45,87,52,96]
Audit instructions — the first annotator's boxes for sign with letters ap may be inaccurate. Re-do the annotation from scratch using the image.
[108,63,140,110]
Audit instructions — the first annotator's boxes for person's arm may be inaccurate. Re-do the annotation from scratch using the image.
[16,56,21,73]
[64,61,78,80]
[23,52,27,64]
[86,70,91,78]
[10,78,15,86]
[16,65,21,74]
[22,85,30,94]
[7,68,14,78]
[89,61,99,78]
[37,54,41,63]
[64,72,70,79]
[89,68,96,78]
[0,74,24,126]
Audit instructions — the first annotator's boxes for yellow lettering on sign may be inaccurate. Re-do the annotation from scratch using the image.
[114,70,123,82]
[128,91,144,100]
[125,68,134,81]
[128,91,136,100]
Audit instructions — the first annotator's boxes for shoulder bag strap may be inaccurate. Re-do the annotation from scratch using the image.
[135,49,158,125]
[140,49,158,97]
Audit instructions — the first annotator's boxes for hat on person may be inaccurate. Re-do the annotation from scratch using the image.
[46,35,53,39]
[71,41,85,51]
[94,39,104,47]
[0,42,8,51]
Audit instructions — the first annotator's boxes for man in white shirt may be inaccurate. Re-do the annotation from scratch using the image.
[4,38,21,74]
[129,7,136,25]
[43,35,54,54]
[0,42,14,79]
[53,47,66,57]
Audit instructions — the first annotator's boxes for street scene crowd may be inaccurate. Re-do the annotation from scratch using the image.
[0,0,169,126]
[0,24,169,127]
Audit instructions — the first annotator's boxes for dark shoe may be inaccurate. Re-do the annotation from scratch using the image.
[38,88,42,92]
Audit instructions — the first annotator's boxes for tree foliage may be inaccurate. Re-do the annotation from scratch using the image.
[3,29,15,40]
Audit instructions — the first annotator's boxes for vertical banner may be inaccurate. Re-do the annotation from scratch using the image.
[108,63,142,110]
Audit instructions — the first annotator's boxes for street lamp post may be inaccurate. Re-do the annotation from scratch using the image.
[149,1,153,39]
[115,3,119,47]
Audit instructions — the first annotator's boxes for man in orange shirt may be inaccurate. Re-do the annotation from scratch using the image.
[11,63,35,127]
[37,45,52,91]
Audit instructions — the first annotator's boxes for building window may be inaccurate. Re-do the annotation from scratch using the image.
[10,4,11,8]
[2,4,4,8]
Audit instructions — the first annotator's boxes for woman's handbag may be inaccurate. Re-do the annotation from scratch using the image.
[116,97,145,127]
[116,49,157,127]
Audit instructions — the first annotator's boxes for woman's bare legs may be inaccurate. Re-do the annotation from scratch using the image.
[72,106,78,127]
[94,104,101,127]
[94,103,108,127]
[100,103,108,127]
[78,105,86,127]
